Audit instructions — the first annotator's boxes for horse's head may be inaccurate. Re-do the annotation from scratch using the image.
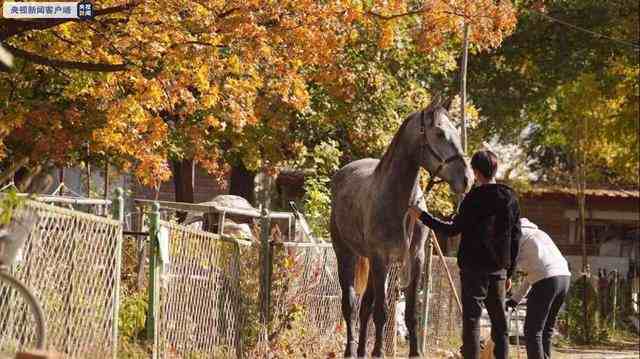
[411,97,474,194]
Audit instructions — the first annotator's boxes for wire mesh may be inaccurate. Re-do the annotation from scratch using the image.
[146,214,488,358]
[1,200,122,358]
[156,220,252,359]
[0,271,43,356]
[266,242,401,358]
[424,256,463,354]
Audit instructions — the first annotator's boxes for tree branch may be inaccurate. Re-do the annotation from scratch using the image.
[170,41,219,49]
[217,7,241,19]
[366,7,472,21]
[367,9,425,20]
[0,1,142,41]
[3,44,128,72]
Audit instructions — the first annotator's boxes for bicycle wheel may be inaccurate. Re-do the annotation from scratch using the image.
[0,270,46,355]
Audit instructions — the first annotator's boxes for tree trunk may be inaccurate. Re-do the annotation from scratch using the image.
[0,156,29,185]
[171,158,195,222]
[171,158,195,203]
[579,185,587,271]
[16,164,43,192]
[230,162,256,205]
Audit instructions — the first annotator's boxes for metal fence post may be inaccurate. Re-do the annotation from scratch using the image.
[612,270,618,330]
[418,232,435,354]
[147,202,161,358]
[111,188,124,359]
[259,206,272,326]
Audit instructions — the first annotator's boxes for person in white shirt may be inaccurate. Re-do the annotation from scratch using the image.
[506,218,571,359]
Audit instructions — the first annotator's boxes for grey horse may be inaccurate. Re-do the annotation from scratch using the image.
[330,97,474,358]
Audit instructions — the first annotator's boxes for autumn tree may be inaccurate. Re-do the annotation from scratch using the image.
[0,0,518,205]
[468,0,639,186]
[1,0,355,200]
[465,0,638,275]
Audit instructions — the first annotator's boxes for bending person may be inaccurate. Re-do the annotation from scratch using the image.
[506,218,571,359]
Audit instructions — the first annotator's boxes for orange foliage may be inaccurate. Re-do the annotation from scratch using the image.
[0,0,517,187]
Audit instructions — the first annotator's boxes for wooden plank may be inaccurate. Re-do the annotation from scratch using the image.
[133,198,294,220]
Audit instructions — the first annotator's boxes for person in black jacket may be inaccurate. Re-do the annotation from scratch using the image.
[408,150,521,359]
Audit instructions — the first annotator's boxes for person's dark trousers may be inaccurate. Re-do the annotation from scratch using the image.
[460,270,509,359]
[524,275,571,359]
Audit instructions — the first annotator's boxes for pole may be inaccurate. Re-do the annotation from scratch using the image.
[111,188,124,359]
[430,230,462,313]
[147,202,161,359]
[104,163,110,200]
[86,162,91,197]
[259,206,272,325]
[514,307,521,359]
[85,144,91,197]
[460,23,470,154]
[59,167,65,196]
[418,235,434,354]
[612,270,618,330]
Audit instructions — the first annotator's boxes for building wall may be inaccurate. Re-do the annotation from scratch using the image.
[519,193,639,257]
[133,165,228,203]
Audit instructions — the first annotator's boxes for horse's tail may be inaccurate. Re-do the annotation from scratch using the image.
[355,256,369,296]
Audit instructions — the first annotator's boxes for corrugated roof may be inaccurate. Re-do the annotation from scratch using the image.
[523,186,639,199]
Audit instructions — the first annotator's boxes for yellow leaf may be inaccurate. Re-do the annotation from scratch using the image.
[196,64,210,91]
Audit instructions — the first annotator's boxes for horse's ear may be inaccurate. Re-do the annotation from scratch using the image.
[443,97,454,111]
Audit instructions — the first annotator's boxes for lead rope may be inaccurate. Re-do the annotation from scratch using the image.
[403,175,463,314]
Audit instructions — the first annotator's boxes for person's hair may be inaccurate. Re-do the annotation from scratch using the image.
[471,150,498,180]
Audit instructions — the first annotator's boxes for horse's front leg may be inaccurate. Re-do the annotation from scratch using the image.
[371,256,390,358]
[406,253,425,358]
[336,250,358,358]
[357,272,375,357]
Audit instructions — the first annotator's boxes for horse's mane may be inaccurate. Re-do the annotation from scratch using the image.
[374,114,416,176]
[374,95,443,174]
[374,99,445,175]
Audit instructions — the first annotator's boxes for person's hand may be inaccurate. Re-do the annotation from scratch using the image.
[506,299,518,309]
[506,278,512,291]
[407,206,422,220]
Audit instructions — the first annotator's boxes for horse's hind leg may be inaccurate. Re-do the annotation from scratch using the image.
[357,270,375,357]
[405,253,425,358]
[334,241,358,358]
[371,256,390,358]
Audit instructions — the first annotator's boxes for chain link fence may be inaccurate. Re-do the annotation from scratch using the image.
[144,210,468,359]
[146,209,405,359]
[155,220,253,359]
[423,256,463,355]
[0,194,479,358]
[240,240,402,358]
[0,200,122,358]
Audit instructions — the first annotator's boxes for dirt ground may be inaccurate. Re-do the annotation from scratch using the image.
[552,347,640,359]
[395,338,640,358]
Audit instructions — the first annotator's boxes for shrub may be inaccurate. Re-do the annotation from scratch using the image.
[560,275,601,344]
